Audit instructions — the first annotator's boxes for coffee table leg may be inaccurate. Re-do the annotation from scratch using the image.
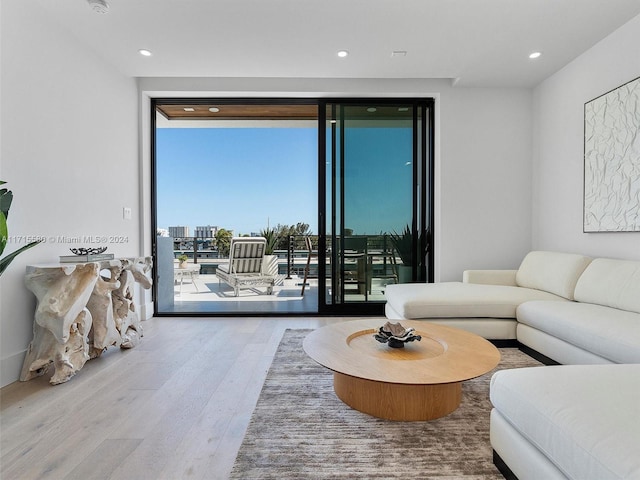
[333,372,462,421]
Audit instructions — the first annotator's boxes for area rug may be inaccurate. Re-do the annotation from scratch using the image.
[231,329,542,479]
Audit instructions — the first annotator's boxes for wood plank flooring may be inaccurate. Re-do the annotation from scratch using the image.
[1,316,372,480]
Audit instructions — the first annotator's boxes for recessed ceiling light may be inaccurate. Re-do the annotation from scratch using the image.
[366,107,377,113]
[529,51,542,59]
[391,51,407,57]
[337,50,349,58]
[208,107,220,113]
[87,0,109,14]
[398,107,409,112]
[138,49,152,57]
[183,107,195,112]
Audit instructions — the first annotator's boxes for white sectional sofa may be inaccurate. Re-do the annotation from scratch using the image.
[516,257,640,365]
[385,250,594,342]
[384,251,640,480]
[385,252,591,340]
[490,364,640,480]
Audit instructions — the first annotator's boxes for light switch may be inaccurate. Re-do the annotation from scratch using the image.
[123,207,132,220]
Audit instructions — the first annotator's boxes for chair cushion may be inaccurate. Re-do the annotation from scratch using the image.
[515,251,592,300]
[384,282,567,319]
[490,364,640,480]
[517,300,640,364]
[574,258,640,314]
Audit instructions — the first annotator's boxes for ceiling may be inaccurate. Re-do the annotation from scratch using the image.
[33,0,640,88]
[156,102,423,120]
[156,103,319,120]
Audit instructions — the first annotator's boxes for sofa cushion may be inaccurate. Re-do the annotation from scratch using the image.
[462,269,518,286]
[515,251,592,300]
[517,301,640,363]
[490,364,640,480]
[384,282,567,319]
[574,258,640,314]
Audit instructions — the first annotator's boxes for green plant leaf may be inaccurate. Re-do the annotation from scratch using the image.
[0,189,13,219]
[0,212,7,256]
[0,240,41,277]
[389,225,413,265]
[260,226,280,255]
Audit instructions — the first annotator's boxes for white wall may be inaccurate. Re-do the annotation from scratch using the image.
[532,14,640,259]
[139,77,534,282]
[438,87,533,277]
[0,1,139,386]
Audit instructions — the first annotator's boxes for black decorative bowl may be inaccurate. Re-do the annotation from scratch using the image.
[70,247,108,255]
[374,321,421,348]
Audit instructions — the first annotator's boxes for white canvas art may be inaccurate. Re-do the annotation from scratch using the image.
[584,76,640,232]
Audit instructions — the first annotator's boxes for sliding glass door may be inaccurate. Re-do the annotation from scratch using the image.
[151,98,433,316]
[319,100,433,315]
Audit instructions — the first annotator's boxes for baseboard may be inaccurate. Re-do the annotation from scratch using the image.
[1,350,25,388]
[493,450,519,480]
[140,301,155,320]
[517,343,561,365]
[490,339,519,348]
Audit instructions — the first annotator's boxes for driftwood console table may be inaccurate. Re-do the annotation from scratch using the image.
[20,257,153,385]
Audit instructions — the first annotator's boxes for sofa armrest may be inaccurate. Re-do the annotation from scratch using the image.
[463,270,518,286]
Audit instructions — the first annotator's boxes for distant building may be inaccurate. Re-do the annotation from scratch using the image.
[169,226,190,238]
[157,228,169,237]
[194,225,219,239]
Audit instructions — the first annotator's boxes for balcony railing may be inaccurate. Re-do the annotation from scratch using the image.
[169,234,402,281]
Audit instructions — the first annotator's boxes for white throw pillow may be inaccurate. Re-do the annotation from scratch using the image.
[515,251,592,300]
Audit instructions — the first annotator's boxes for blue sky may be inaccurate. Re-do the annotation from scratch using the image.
[341,128,413,234]
[156,127,318,235]
[156,126,413,236]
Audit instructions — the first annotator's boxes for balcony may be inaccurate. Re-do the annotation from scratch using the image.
[158,235,404,314]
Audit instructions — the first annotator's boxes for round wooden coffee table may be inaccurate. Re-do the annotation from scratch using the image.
[303,319,500,421]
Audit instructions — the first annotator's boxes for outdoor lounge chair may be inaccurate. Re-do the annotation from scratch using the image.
[215,237,275,296]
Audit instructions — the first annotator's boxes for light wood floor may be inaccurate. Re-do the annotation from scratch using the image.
[1,316,372,480]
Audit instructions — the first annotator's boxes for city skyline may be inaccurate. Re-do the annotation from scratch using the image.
[159,224,258,238]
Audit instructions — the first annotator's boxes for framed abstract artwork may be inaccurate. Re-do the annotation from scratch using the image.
[584,76,640,232]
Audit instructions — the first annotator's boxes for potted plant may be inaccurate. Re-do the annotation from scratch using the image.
[260,226,279,277]
[0,181,41,276]
[260,226,278,255]
[389,225,430,283]
[389,226,412,264]
[177,254,188,269]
